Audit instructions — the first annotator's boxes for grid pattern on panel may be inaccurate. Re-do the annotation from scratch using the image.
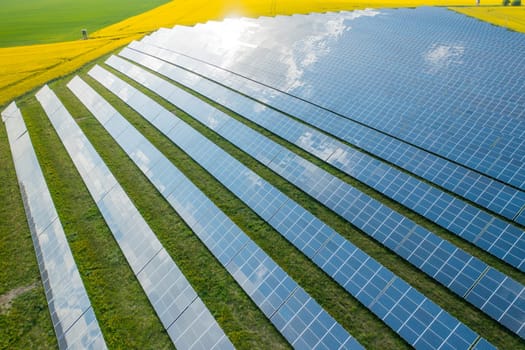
[88,63,496,350]
[132,12,525,223]
[104,55,525,340]
[67,74,363,350]
[126,39,525,227]
[119,45,525,271]
[2,102,107,350]
[36,85,233,350]
[142,8,525,189]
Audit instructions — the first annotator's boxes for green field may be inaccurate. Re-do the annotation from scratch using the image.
[0,0,169,47]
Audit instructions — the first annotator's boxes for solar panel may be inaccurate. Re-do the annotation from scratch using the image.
[117,46,525,271]
[126,38,525,228]
[2,102,107,350]
[89,62,504,345]
[134,6,525,190]
[35,85,234,350]
[130,9,525,196]
[67,75,363,350]
[88,63,499,349]
[103,55,525,340]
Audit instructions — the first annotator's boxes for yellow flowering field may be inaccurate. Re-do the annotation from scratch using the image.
[0,37,141,105]
[0,39,119,89]
[452,6,525,32]
[0,0,522,106]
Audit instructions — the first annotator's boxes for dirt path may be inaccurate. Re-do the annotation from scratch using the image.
[0,282,39,313]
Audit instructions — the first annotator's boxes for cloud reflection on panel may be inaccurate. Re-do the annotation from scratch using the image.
[167,10,380,94]
[254,10,380,94]
[275,10,381,95]
[423,43,465,74]
[297,131,342,161]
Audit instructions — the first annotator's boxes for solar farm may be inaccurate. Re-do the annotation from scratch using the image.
[1,2,525,350]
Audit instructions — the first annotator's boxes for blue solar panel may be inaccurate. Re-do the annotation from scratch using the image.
[89,63,499,349]
[36,84,234,350]
[116,46,525,270]
[101,56,525,340]
[2,102,107,350]
[129,12,525,222]
[466,268,525,337]
[134,48,525,273]
[68,74,363,350]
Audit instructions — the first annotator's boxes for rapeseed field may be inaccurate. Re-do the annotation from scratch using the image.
[453,6,525,31]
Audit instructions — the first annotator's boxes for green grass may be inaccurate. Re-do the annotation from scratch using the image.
[0,286,57,349]
[0,0,169,47]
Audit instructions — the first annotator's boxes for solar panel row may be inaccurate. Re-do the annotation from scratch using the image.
[128,39,525,228]
[88,63,498,350]
[143,8,525,189]
[35,85,234,350]
[2,102,107,350]
[67,75,363,350]
[117,46,525,272]
[103,55,525,339]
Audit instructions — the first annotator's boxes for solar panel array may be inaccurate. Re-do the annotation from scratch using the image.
[141,7,525,190]
[67,75,364,350]
[35,85,234,350]
[88,62,499,349]
[133,38,525,230]
[2,102,107,350]
[3,6,525,349]
[104,53,525,340]
[131,38,525,227]
[118,45,525,272]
